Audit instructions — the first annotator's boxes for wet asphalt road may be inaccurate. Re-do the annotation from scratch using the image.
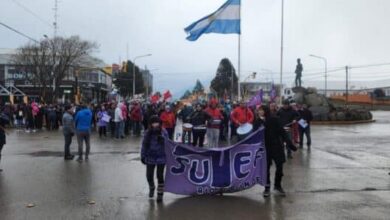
[0,112,389,220]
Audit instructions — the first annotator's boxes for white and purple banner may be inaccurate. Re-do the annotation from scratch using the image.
[164,127,267,195]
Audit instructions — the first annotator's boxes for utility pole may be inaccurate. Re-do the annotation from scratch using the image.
[346,66,349,106]
[279,0,285,105]
[53,0,58,37]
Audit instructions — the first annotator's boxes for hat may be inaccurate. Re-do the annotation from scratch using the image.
[149,115,161,125]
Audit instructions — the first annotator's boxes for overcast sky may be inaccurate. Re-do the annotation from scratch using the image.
[1,0,390,96]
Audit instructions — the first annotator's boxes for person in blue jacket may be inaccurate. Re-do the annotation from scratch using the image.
[141,115,168,202]
[75,105,92,162]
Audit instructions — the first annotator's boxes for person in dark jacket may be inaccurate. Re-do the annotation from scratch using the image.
[297,104,313,149]
[188,104,210,147]
[62,105,75,160]
[263,106,297,197]
[108,103,116,138]
[0,114,8,172]
[277,100,299,158]
[141,115,168,202]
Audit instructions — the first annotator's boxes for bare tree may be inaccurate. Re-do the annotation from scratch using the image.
[12,36,98,103]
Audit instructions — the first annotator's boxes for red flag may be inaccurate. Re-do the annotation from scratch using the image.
[163,90,172,101]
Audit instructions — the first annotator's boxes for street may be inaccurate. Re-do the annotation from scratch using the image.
[0,111,389,220]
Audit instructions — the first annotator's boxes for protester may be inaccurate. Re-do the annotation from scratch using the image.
[297,104,313,150]
[140,115,168,202]
[62,105,75,160]
[160,105,176,140]
[75,105,92,162]
[277,100,299,159]
[0,112,8,172]
[253,106,266,131]
[108,102,116,138]
[262,106,297,197]
[231,100,254,141]
[114,103,125,139]
[97,105,108,137]
[130,102,143,136]
[189,103,209,147]
[205,99,224,148]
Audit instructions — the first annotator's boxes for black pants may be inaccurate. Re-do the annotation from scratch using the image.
[64,133,73,157]
[166,128,174,140]
[98,126,107,137]
[110,121,116,138]
[266,158,284,188]
[146,164,165,189]
[299,126,311,147]
[0,143,4,161]
[192,129,206,147]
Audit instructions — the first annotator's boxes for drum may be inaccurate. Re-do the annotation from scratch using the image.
[237,123,253,140]
[182,123,193,132]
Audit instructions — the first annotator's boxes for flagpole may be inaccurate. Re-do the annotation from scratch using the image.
[279,0,284,105]
[237,1,242,101]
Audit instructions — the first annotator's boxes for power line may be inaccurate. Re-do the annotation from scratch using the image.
[0,21,39,43]
[10,0,53,28]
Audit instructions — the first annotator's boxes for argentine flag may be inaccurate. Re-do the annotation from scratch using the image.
[185,0,241,41]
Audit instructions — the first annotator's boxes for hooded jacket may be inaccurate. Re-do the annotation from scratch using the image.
[75,108,92,132]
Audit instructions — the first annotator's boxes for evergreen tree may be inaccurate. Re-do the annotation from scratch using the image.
[210,58,238,98]
[113,60,145,98]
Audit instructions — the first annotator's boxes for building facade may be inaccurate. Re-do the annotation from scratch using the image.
[0,49,112,104]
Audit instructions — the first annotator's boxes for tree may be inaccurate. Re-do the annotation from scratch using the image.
[192,79,204,94]
[180,90,192,100]
[12,36,98,103]
[113,60,145,98]
[210,58,238,99]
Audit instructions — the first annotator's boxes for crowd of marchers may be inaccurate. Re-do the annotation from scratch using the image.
[0,98,313,202]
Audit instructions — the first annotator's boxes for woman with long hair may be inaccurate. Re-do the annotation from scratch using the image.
[141,115,168,202]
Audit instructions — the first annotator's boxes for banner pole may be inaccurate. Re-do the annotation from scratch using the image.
[237,2,242,101]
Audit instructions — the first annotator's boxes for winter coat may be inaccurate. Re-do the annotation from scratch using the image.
[75,108,92,132]
[141,129,168,165]
[298,108,313,125]
[205,107,224,129]
[130,105,142,122]
[160,111,176,129]
[97,110,108,127]
[231,107,254,126]
[114,106,123,122]
[264,116,294,164]
[189,110,210,129]
[62,112,74,135]
[277,107,299,127]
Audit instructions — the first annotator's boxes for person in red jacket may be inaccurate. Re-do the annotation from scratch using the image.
[130,102,143,136]
[160,105,176,140]
[205,99,224,148]
[231,101,254,126]
[231,101,254,141]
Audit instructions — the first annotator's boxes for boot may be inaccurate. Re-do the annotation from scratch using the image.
[156,183,164,202]
[149,187,155,198]
[263,187,270,197]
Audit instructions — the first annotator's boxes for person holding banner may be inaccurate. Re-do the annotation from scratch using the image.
[262,106,297,197]
[205,99,224,148]
[140,115,168,202]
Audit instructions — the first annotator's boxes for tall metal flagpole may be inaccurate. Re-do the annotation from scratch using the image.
[279,0,284,105]
[237,1,242,101]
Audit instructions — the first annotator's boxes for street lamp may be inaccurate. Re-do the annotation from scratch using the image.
[133,54,152,98]
[309,54,328,97]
